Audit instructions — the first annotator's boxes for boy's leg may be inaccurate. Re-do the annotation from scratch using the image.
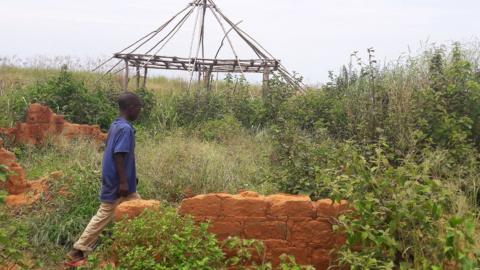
[72,193,140,252]
[72,202,117,252]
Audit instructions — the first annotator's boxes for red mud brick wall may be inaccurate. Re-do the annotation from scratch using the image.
[0,140,29,194]
[0,103,107,145]
[179,191,347,270]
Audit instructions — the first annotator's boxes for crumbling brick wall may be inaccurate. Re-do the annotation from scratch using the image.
[0,139,51,206]
[0,103,107,145]
[179,191,347,270]
[0,140,29,194]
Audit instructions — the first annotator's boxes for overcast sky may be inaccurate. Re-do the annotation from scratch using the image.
[1,0,478,84]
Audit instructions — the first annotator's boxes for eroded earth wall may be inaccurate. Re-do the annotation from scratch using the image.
[0,139,53,206]
[179,191,348,270]
[0,103,107,145]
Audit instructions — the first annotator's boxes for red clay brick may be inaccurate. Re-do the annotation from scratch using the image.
[178,194,222,217]
[263,239,291,249]
[311,249,332,270]
[289,220,333,248]
[315,199,349,219]
[268,199,316,218]
[244,221,287,240]
[208,221,242,240]
[222,195,268,217]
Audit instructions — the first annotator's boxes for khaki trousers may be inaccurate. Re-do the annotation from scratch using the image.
[73,192,141,252]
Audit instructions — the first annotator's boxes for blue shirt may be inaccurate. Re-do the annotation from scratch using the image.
[100,118,137,202]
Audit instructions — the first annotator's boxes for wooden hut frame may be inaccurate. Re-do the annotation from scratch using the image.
[94,0,304,93]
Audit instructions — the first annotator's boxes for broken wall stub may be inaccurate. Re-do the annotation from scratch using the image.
[0,103,107,145]
[0,139,29,195]
[0,139,52,206]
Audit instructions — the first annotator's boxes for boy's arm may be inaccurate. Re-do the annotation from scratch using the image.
[114,152,129,197]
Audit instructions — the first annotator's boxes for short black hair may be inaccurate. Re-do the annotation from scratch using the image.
[117,92,142,110]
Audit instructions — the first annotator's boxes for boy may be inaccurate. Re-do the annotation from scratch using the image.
[66,92,143,265]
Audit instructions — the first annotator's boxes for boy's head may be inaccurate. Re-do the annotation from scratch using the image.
[117,92,143,121]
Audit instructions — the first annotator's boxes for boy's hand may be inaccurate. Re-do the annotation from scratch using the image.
[114,152,129,197]
[119,182,129,197]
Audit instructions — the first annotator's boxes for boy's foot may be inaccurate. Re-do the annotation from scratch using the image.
[65,249,86,267]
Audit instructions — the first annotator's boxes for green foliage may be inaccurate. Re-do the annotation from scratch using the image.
[263,75,298,124]
[417,44,480,153]
[327,142,479,269]
[268,44,480,269]
[0,164,8,182]
[28,165,100,247]
[223,237,268,269]
[0,190,7,203]
[0,87,31,127]
[148,78,267,133]
[222,237,313,270]
[11,139,105,265]
[278,255,315,270]
[29,66,118,130]
[1,43,480,269]
[0,210,29,269]
[135,87,156,124]
[195,114,245,142]
[92,208,225,270]
[271,127,480,268]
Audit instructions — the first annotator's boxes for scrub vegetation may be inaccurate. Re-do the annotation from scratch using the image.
[0,42,479,269]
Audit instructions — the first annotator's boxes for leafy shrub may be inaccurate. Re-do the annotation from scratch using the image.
[222,237,314,270]
[269,48,480,267]
[326,141,479,269]
[271,127,480,268]
[261,75,298,126]
[92,207,225,270]
[175,89,228,127]
[29,66,118,130]
[195,115,244,142]
[88,208,312,270]
[416,44,480,154]
[134,87,156,124]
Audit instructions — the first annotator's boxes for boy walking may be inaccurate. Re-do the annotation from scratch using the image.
[66,92,143,265]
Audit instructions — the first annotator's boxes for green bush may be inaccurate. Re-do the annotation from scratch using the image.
[87,208,313,270]
[29,66,118,130]
[134,87,157,124]
[326,141,479,269]
[271,127,480,268]
[195,115,244,142]
[416,44,480,154]
[268,43,480,268]
[222,237,314,270]
[92,208,225,270]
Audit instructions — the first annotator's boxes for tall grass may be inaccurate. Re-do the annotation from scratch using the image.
[136,130,274,202]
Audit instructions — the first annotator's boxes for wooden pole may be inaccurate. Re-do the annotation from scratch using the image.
[143,67,148,89]
[123,60,129,92]
[262,65,270,100]
[204,70,212,89]
[136,65,141,90]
